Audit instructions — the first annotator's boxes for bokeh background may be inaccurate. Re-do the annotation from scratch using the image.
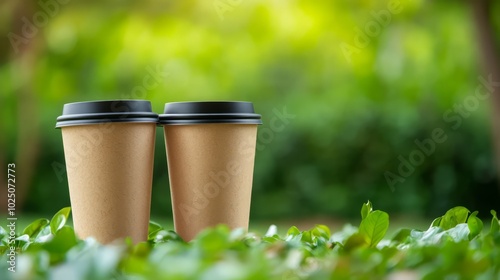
[1,0,499,228]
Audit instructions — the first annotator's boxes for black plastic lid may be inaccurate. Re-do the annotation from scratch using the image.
[56,100,158,128]
[158,101,262,125]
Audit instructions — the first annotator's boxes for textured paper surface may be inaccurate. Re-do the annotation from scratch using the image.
[164,124,258,241]
[62,122,156,244]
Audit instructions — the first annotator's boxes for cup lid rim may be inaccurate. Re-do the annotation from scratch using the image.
[56,100,158,128]
[158,101,262,125]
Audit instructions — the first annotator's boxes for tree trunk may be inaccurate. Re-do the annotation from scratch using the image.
[471,0,500,193]
[0,0,41,213]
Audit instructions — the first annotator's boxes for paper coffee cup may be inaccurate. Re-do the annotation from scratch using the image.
[159,101,262,241]
[56,100,158,244]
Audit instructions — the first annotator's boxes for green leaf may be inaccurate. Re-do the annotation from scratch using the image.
[265,225,278,237]
[301,230,313,243]
[23,218,50,238]
[50,207,71,234]
[0,226,7,243]
[467,211,483,240]
[0,245,8,255]
[440,206,469,230]
[263,236,281,243]
[287,226,301,237]
[446,223,470,242]
[312,225,331,239]
[16,234,30,243]
[229,227,246,241]
[391,228,412,243]
[409,227,445,245]
[491,210,499,234]
[195,226,230,254]
[343,233,367,252]
[359,210,389,247]
[361,200,372,220]
[43,226,78,264]
[430,217,442,228]
[153,230,183,243]
[148,221,163,240]
[132,242,152,257]
[16,234,31,250]
[35,225,53,243]
[43,226,77,254]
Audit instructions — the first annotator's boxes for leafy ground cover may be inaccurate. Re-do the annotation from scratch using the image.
[1,202,499,279]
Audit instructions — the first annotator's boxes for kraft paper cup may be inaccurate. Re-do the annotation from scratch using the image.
[56,100,158,244]
[159,101,262,241]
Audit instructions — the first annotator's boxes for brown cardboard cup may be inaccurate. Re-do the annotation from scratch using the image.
[159,102,262,241]
[56,100,158,244]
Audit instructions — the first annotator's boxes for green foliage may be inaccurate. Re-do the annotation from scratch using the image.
[22,218,49,237]
[438,206,469,230]
[1,203,500,279]
[491,210,500,233]
[358,202,390,248]
[360,200,372,220]
[2,0,499,220]
[49,207,71,234]
[467,211,483,240]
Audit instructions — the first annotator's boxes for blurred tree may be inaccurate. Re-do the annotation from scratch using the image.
[472,0,500,193]
[0,0,41,213]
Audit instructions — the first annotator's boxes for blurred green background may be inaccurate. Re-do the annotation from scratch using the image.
[1,0,499,227]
